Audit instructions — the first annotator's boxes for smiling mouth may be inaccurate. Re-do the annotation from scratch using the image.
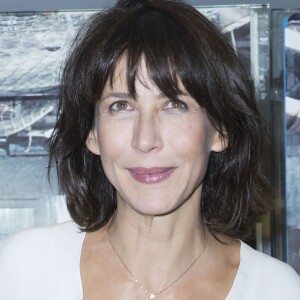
[128,167,176,184]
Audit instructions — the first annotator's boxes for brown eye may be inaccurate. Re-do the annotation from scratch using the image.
[110,101,132,111]
[165,99,188,110]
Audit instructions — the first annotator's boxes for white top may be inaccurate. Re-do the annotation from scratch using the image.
[0,221,299,300]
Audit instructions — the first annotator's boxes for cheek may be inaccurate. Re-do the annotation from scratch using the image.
[168,119,213,157]
[97,121,130,160]
[183,125,214,180]
[97,124,125,185]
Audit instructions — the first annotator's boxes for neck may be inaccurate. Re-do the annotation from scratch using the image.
[107,193,207,292]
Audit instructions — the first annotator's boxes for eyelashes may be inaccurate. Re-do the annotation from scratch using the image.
[109,100,133,111]
[107,99,189,113]
[164,99,188,111]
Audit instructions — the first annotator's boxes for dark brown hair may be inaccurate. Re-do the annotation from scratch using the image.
[48,0,271,240]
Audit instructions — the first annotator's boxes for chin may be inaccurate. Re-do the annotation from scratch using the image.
[127,198,184,217]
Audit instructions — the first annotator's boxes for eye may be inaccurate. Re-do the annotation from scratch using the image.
[109,101,133,111]
[165,99,188,111]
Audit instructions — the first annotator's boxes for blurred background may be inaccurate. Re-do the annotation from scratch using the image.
[0,0,299,275]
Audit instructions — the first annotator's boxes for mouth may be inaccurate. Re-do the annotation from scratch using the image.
[127,167,176,184]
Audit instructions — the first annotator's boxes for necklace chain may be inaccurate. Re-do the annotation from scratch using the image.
[107,228,208,299]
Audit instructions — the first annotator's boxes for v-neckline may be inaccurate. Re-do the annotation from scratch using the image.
[77,232,244,300]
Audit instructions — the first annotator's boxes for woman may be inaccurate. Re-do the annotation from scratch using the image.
[0,0,299,299]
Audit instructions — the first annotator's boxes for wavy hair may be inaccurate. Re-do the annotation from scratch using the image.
[48,0,272,239]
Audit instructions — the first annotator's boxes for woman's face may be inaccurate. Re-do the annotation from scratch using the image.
[86,59,225,216]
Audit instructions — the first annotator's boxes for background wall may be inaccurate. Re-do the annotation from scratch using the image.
[0,0,299,12]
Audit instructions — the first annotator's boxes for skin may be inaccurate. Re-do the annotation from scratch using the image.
[82,58,240,299]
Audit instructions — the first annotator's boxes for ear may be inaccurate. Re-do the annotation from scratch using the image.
[211,130,228,153]
[85,130,101,155]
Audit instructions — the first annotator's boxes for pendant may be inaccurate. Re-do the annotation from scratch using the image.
[146,293,157,300]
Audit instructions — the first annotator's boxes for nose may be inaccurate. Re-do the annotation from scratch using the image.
[131,112,163,153]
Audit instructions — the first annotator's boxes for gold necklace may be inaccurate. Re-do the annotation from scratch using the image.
[107,228,208,300]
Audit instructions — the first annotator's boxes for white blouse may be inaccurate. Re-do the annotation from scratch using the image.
[0,221,299,300]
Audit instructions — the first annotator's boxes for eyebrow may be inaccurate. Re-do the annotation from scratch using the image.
[101,92,132,101]
[100,91,191,101]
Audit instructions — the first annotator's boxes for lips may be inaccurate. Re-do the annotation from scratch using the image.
[128,167,176,184]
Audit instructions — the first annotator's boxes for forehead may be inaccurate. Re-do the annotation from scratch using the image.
[105,56,186,97]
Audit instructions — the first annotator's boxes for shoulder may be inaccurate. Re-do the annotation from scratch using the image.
[0,221,85,266]
[241,242,299,278]
[0,221,85,299]
[238,242,300,299]
[0,220,83,257]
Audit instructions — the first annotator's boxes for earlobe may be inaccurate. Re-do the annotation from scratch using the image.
[211,131,228,153]
[86,130,101,155]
